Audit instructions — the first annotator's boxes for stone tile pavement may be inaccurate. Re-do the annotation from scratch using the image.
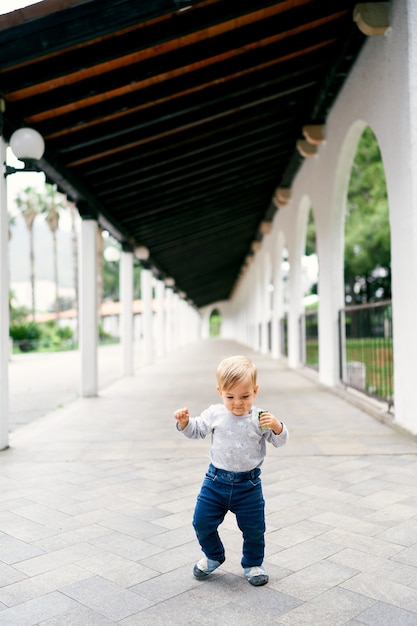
[2,339,417,625]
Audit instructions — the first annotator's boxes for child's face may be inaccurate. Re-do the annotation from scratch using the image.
[217,373,258,416]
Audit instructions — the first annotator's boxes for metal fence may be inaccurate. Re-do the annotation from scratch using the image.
[299,309,318,371]
[297,301,393,408]
[339,300,393,408]
[280,315,288,357]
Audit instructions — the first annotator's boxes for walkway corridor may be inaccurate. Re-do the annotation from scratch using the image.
[2,339,417,625]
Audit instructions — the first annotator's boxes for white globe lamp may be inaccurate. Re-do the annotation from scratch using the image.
[134,246,150,261]
[9,127,45,161]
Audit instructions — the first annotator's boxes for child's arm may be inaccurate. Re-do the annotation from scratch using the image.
[174,407,190,430]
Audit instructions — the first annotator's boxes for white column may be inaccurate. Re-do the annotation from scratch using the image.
[287,250,303,369]
[141,266,153,365]
[271,235,285,359]
[173,292,181,351]
[120,249,134,376]
[165,286,173,354]
[271,272,281,359]
[260,256,269,354]
[252,267,260,351]
[79,217,98,397]
[0,137,9,449]
[155,279,165,358]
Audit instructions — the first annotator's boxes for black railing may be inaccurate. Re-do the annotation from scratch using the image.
[300,309,318,370]
[339,300,393,408]
[280,315,288,357]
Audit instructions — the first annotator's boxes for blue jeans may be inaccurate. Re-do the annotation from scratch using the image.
[192,463,265,568]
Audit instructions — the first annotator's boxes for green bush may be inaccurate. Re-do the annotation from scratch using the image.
[55,325,74,341]
[9,322,42,352]
[10,321,75,353]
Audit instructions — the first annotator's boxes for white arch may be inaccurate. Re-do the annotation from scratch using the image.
[200,303,225,339]
[270,229,286,359]
[218,0,417,434]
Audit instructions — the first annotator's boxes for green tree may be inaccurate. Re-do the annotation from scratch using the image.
[305,207,316,256]
[305,207,318,296]
[43,184,66,318]
[68,200,79,327]
[102,241,120,301]
[15,187,44,320]
[9,289,29,323]
[345,127,391,303]
[8,211,16,241]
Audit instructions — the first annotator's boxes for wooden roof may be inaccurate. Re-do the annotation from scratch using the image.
[0,0,371,307]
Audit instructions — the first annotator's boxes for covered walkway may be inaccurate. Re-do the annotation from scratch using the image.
[1,339,417,625]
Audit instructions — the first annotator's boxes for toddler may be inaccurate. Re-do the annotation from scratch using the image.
[174,354,289,586]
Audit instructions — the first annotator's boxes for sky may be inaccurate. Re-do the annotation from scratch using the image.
[0,0,44,15]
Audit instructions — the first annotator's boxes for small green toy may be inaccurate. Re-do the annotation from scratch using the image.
[258,410,269,430]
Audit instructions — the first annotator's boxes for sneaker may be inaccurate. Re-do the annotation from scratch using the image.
[244,565,269,586]
[193,557,222,579]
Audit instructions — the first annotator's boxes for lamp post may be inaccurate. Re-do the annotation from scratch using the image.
[0,102,45,449]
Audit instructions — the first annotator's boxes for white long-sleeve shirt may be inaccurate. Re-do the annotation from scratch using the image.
[177,404,289,472]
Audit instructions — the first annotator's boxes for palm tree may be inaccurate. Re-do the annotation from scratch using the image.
[97,228,104,323]
[15,187,44,320]
[8,212,16,241]
[43,184,66,318]
[68,199,79,338]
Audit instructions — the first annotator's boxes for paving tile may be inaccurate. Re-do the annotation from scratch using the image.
[32,524,113,552]
[0,561,27,587]
[0,511,57,543]
[341,572,417,612]
[344,478,394,497]
[90,532,164,562]
[365,502,417,525]
[57,508,123,531]
[130,563,203,603]
[268,538,343,571]
[357,489,410,510]
[0,564,92,606]
[99,513,168,540]
[3,340,417,626]
[266,499,329,528]
[0,591,80,626]
[309,511,386,537]
[61,575,153,621]
[271,559,358,601]
[38,605,116,625]
[376,518,417,547]
[267,520,339,549]
[319,528,405,559]
[158,495,198,514]
[78,552,159,587]
[391,544,417,571]
[139,542,199,574]
[0,532,44,565]
[0,497,35,512]
[10,503,71,528]
[354,600,417,625]
[196,600,276,625]
[202,572,302,618]
[119,596,203,626]
[275,586,374,626]
[152,510,197,530]
[146,524,196,550]
[13,543,104,577]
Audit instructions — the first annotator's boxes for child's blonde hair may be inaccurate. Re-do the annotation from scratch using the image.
[216,355,257,390]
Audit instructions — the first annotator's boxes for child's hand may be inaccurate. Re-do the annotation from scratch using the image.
[174,407,190,430]
[259,411,283,435]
